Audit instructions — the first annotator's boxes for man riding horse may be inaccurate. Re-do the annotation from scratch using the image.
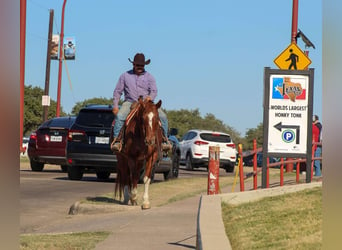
[111,53,171,152]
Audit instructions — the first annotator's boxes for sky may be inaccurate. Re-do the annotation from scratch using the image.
[24,0,322,136]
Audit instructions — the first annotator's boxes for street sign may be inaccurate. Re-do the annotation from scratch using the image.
[263,69,314,155]
[274,43,311,70]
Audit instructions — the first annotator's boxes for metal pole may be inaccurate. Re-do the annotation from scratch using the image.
[291,0,299,43]
[43,9,54,122]
[286,0,299,172]
[20,0,26,153]
[56,0,67,117]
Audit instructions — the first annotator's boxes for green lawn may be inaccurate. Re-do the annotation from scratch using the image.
[222,187,322,250]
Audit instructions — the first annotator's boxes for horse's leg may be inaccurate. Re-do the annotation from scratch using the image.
[141,175,151,209]
[130,187,138,206]
[127,158,139,206]
[141,157,154,209]
[123,185,130,205]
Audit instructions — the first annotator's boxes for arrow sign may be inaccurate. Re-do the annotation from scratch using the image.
[274,122,300,144]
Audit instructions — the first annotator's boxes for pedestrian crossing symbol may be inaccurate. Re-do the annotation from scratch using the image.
[274,43,311,70]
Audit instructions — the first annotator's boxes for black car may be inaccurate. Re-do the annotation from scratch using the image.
[28,116,76,172]
[147,131,180,182]
[66,105,117,180]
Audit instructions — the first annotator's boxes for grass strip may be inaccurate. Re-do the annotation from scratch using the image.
[20,231,110,250]
[222,187,322,250]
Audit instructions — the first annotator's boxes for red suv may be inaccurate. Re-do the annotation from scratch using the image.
[27,116,76,172]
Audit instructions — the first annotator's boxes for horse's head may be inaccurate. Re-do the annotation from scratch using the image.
[138,99,162,146]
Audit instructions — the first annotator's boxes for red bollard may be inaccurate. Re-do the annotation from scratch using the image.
[208,146,220,195]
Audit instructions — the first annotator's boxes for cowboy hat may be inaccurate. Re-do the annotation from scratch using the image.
[128,53,151,65]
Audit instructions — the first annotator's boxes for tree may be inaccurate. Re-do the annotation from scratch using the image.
[24,85,66,136]
[165,109,243,144]
[244,123,264,150]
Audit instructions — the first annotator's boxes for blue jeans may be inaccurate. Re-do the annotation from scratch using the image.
[113,101,168,138]
[314,146,322,176]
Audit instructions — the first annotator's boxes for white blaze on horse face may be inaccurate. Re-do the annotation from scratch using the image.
[148,112,154,130]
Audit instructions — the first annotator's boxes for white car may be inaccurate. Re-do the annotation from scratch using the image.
[179,129,237,172]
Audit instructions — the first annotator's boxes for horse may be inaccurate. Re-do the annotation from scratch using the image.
[114,98,163,209]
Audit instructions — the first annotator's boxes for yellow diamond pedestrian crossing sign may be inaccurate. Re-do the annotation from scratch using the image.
[274,43,311,70]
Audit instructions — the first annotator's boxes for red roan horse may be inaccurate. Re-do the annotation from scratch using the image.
[115,98,163,209]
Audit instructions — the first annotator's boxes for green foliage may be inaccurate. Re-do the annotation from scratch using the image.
[71,97,113,115]
[24,85,66,136]
[244,123,264,150]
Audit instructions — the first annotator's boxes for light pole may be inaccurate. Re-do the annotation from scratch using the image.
[291,0,299,43]
[56,0,67,117]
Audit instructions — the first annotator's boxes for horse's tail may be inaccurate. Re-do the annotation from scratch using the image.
[114,153,131,200]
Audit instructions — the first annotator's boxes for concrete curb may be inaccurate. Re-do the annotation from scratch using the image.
[196,182,322,250]
[68,201,140,215]
[196,195,232,250]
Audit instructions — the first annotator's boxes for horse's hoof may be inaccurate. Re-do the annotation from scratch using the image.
[131,200,138,206]
[141,203,151,210]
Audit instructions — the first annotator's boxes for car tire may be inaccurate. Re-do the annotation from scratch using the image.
[96,171,111,180]
[68,165,83,180]
[30,160,44,172]
[60,165,68,172]
[186,154,193,171]
[171,154,180,178]
[163,170,171,181]
[225,163,235,173]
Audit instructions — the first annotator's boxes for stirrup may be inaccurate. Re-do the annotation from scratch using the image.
[110,138,122,152]
[162,140,172,151]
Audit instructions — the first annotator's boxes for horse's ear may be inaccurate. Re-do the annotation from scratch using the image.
[156,100,162,109]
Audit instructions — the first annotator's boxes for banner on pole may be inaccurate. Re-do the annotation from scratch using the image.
[63,36,76,60]
[50,34,59,60]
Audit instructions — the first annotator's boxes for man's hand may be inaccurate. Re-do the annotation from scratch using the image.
[112,107,119,115]
[145,96,151,102]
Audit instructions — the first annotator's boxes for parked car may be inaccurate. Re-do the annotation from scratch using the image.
[66,104,117,180]
[179,129,237,172]
[243,152,281,167]
[148,129,180,182]
[27,116,76,172]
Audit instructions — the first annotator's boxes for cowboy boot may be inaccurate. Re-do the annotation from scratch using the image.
[161,129,172,152]
[110,127,124,152]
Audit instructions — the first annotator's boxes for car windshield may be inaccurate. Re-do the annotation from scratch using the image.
[40,117,75,129]
[199,133,231,143]
[76,110,114,128]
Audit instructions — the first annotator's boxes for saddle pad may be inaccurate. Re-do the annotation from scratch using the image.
[125,103,140,126]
